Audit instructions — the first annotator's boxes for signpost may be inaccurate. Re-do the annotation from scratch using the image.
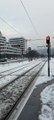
[46,36,50,76]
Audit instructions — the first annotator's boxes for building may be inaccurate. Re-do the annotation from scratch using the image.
[0,31,7,58]
[0,32,22,59]
[0,32,27,59]
[6,42,22,58]
[9,37,27,55]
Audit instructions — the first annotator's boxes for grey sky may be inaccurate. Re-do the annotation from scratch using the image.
[0,0,54,48]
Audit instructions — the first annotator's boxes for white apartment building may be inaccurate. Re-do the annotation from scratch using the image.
[9,37,27,54]
[0,32,7,58]
[6,42,22,57]
[0,32,22,58]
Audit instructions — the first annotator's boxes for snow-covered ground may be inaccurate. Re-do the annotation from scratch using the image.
[0,59,42,73]
[39,84,54,120]
[0,59,42,89]
[35,58,54,86]
[0,60,29,73]
[34,58,54,120]
[0,58,45,119]
[0,58,54,120]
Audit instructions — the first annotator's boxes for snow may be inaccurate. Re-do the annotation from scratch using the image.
[35,76,52,86]
[0,58,54,120]
[39,84,54,120]
[35,58,54,120]
[0,59,42,89]
[0,60,29,73]
[0,58,44,119]
[35,58,54,86]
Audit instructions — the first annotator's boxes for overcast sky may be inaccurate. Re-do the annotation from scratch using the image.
[0,0,54,49]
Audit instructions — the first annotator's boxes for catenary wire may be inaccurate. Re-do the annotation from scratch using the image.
[0,17,43,41]
[19,0,41,38]
[0,16,23,37]
[0,1,41,39]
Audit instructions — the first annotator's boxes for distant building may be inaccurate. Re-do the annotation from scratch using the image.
[0,32,21,58]
[0,31,7,58]
[6,42,22,58]
[9,37,27,55]
[0,32,27,59]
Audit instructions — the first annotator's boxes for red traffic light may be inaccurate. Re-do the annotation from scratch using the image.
[46,36,50,44]
[46,36,50,40]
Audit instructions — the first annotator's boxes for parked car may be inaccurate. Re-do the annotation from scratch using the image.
[0,58,7,62]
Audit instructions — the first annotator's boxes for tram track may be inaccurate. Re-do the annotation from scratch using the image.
[0,60,46,120]
[0,60,44,90]
[0,61,29,76]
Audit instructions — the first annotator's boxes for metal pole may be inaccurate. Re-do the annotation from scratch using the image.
[48,46,50,76]
[21,48,23,58]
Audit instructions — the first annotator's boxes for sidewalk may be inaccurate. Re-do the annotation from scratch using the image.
[18,79,54,120]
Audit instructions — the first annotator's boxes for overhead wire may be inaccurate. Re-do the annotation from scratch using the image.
[0,16,45,48]
[0,16,23,37]
[19,0,41,38]
[0,0,41,39]
[0,17,43,41]
[0,1,43,41]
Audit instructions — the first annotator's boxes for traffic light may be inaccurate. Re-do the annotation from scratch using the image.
[46,36,50,45]
[46,35,51,76]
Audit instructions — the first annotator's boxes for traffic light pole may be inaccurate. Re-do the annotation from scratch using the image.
[48,46,50,76]
[46,35,50,77]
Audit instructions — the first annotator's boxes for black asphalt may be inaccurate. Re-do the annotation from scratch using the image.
[18,79,54,120]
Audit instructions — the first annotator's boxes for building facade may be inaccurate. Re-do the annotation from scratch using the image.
[6,42,22,58]
[9,37,27,55]
[0,32,27,59]
[0,32,22,59]
[0,32,7,58]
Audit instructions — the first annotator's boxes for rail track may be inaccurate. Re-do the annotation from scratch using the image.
[0,58,27,65]
[0,60,43,90]
[0,62,31,78]
[0,59,46,120]
[0,61,29,75]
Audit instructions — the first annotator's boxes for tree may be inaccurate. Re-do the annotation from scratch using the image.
[26,49,40,59]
